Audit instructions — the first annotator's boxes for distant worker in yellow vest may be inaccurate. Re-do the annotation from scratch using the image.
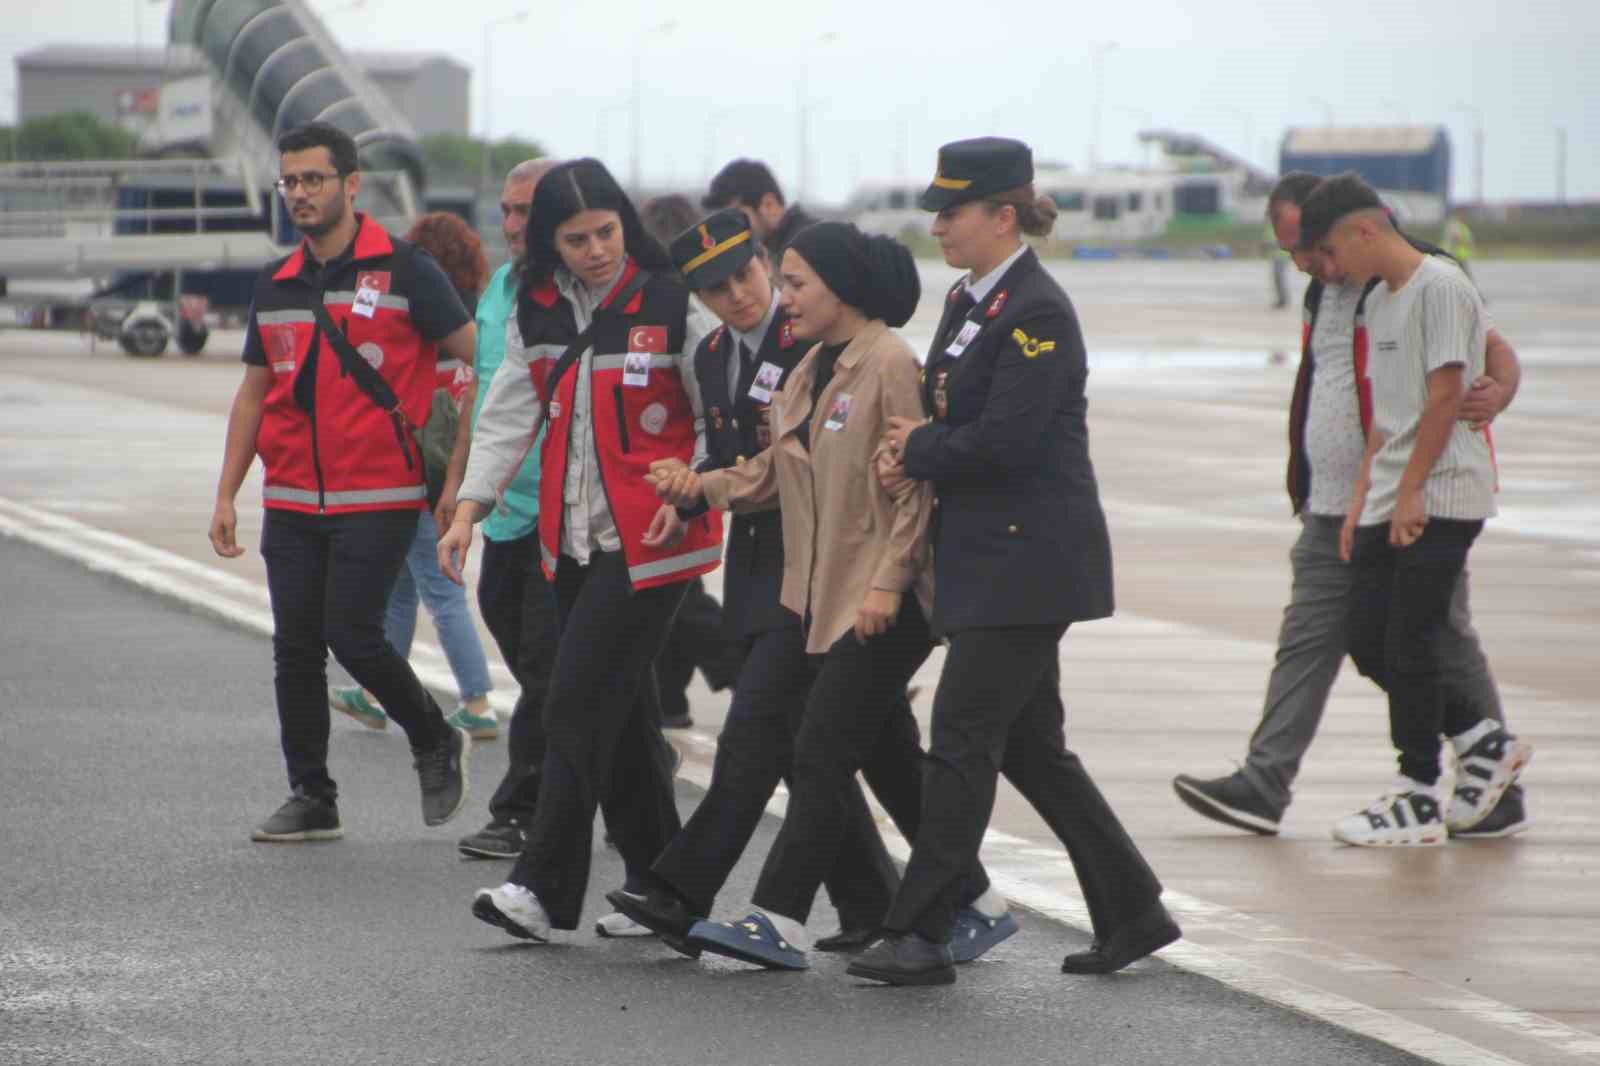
[1442,211,1477,282]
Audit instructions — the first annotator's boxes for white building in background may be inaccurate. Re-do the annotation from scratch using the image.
[847,130,1275,245]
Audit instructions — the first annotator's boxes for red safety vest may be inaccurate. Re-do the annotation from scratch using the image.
[523,259,722,590]
[251,215,437,515]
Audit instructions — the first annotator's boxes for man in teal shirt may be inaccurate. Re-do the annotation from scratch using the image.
[442,158,556,860]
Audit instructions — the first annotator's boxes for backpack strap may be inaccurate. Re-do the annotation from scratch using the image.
[537,270,651,427]
[310,298,415,470]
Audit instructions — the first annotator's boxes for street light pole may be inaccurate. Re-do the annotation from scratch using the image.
[1221,106,1254,169]
[796,31,839,204]
[630,19,677,195]
[1453,102,1484,206]
[481,10,529,196]
[1556,125,1567,204]
[1089,41,1117,172]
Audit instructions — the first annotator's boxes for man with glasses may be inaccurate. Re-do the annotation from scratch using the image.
[210,122,478,842]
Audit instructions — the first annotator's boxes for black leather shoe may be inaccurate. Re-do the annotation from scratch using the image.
[1060,902,1181,975]
[604,887,703,958]
[815,927,879,953]
[846,933,955,986]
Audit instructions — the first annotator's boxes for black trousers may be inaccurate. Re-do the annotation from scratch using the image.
[260,508,449,798]
[652,577,740,722]
[649,624,899,929]
[476,531,558,825]
[508,550,687,929]
[885,625,1162,944]
[1347,519,1485,785]
[752,600,989,925]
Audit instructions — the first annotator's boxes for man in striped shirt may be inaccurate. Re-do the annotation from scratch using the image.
[1298,173,1532,848]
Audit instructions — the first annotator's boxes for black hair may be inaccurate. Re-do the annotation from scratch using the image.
[1266,170,1324,218]
[640,193,700,248]
[276,122,359,175]
[785,221,920,328]
[1296,171,1385,249]
[703,158,786,211]
[520,158,672,281]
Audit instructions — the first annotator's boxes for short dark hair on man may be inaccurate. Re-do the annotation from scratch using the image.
[277,122,359,176]
[1296,171,1384,249]
[1266,171,1324,219]
[704,159,785,211]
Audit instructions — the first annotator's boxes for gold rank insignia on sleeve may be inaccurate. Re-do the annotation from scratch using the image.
[1010,328,1057,359]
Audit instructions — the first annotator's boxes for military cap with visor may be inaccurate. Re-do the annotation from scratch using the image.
[670,208,757,290]
[920,136,1035,211]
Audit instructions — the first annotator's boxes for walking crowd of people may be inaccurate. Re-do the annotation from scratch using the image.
[207,118,1532,989]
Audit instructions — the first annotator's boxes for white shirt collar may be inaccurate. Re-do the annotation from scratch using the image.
[730,289,782,357]
[963,243,1028,305]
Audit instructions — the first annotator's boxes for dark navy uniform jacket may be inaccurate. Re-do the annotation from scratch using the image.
[904,247,1114,635]
[692,305,806,638]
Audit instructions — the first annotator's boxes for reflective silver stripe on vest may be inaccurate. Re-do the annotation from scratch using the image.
[591,352,682,372]
[628,545,722,584]
[437,358,465,374]
[264,485,425,506]
[324,291,411,312]
[257,309,315,325]
[539,539,557,573]
[524,343,565,364]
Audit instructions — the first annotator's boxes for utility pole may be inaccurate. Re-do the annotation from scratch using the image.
[1556,126,1567,204]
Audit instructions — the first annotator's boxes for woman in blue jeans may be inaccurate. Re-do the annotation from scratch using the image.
[330,213,497,739]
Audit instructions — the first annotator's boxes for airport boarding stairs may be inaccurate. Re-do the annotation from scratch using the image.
[0,0,424,284]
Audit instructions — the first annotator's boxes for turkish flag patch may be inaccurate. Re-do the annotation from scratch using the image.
[628,325,667,354]
[356,271,391,295]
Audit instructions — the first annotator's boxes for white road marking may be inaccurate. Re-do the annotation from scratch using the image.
[2,495,1593,1066]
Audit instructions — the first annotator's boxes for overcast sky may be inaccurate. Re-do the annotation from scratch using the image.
[3,0,1595,206]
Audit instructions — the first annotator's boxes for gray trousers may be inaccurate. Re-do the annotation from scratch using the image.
[1240,514,1503,813]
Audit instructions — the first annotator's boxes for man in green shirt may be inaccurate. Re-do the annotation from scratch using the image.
[440,158,556,860]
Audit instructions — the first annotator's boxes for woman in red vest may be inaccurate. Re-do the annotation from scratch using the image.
[440,159,722,942]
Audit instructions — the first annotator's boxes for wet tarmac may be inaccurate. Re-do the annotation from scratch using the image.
[2,257,1596,1065]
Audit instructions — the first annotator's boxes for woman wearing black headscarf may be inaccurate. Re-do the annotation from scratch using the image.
[648,222,1003,971]
[441,158,721,943]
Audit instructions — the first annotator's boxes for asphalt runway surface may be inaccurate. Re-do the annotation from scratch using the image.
[0,536,1427,1066]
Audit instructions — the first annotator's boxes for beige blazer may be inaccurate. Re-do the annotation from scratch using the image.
[701,319,933,654]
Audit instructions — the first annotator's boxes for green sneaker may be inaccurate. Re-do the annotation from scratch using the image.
[447,704,499,740]
[329,685,387,730]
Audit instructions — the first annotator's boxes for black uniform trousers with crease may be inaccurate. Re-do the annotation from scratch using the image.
[750,599,990,925]
[649,622,903,930]
[884,624,1163,945]
[507,550,686,929]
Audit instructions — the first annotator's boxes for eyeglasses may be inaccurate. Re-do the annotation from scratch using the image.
[274,171,344,195]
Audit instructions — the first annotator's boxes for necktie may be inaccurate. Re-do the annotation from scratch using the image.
[943,291,977,346]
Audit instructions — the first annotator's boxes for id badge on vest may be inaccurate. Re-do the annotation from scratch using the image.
[623,352,651,387]
[945,319,981,358]
[749,361,783,404]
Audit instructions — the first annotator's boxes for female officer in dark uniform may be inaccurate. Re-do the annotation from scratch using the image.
[850,137,1179,986]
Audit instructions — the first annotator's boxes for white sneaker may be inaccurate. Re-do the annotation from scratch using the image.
[1446,730,1534,832]
[1332,788,1447,847]
[472,882,550,942]
[595,910,656,938]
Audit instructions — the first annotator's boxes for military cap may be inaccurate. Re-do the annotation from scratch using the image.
[670,208,756,290]
[920,137,1035,211]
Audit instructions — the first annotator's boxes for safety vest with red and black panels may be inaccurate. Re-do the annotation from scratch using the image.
[243,214,470,515]
[517,259,723,591]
